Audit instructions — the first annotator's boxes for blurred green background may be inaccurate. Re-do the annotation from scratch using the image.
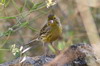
[0,0,100,63]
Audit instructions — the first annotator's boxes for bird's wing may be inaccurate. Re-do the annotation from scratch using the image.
[39,24,51,37]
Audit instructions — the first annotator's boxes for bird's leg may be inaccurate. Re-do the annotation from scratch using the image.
[50,42,60,54]
[43,42,49,56]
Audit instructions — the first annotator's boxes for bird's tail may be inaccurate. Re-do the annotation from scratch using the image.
[21,38,40,54]
[23,38,39,46]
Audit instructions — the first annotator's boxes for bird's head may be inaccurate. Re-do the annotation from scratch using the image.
[48,14,58,26]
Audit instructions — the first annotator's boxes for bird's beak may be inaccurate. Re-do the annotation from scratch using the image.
[50,20,54,23]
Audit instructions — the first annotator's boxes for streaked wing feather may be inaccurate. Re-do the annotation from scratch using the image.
[40,24,51,36]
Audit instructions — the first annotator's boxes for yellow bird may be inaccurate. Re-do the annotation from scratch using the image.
[39,14,62,54]
[22,14,62,55]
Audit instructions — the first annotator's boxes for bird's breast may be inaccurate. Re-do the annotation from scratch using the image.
[42,25,62,43]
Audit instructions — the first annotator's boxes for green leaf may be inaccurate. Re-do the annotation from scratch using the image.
[48,44,56,53]
[19,22,29,27]
[4,0,11,7]
[1,0,5,4]
[31,2,44,10]
[0,48,9,63]
[19,7,24,13]
[0,50,6,63]
[57,41,66,50]
[27,26,38,32]
[0,32,3,37]
[66,31,75,36]
[0,17,16,19]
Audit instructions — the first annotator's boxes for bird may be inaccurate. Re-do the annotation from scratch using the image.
[39,14,62,55]
[22,14,62,55]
